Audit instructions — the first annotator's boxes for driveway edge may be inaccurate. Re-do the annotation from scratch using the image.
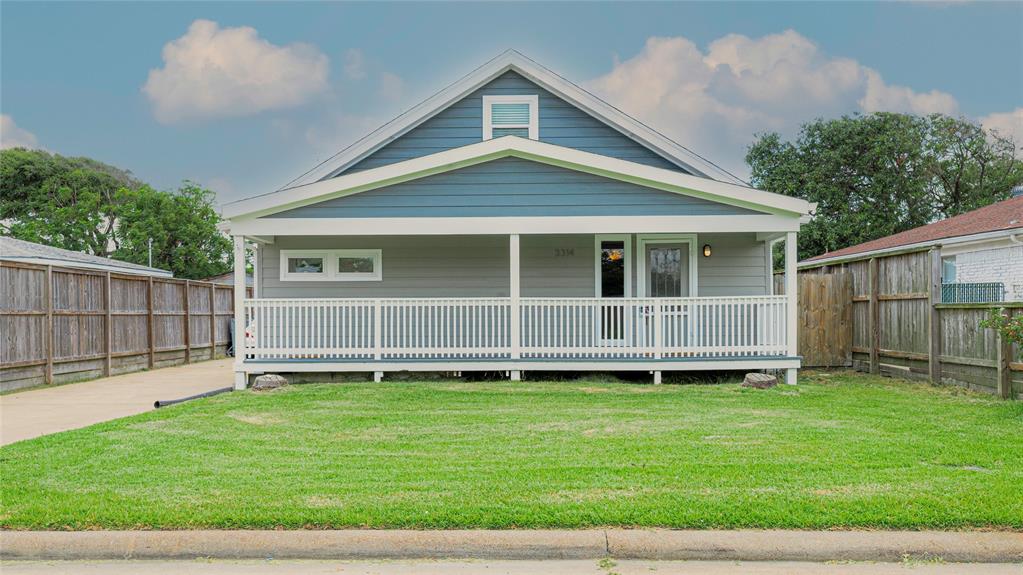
[1,529,1021,562]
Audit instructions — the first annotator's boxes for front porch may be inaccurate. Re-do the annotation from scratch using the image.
[233,228,800,384]
[240,295,797,382]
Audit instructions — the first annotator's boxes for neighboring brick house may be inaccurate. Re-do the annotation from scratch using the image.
[801,190,1023,302]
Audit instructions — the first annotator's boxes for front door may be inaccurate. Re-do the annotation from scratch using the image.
[644,243,689,297]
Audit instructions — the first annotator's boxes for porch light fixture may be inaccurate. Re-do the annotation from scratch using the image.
[703,244,712,257]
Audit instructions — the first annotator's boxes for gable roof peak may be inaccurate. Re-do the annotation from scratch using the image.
[281,50,748,190]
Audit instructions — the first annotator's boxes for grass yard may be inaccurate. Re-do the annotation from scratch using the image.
[1,371,1021,530]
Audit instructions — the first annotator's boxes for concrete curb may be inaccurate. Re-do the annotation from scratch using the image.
[1,530,1021,562]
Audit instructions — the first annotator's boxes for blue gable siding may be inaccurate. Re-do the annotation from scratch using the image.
[271,157,758,218]
[339,71,685,175]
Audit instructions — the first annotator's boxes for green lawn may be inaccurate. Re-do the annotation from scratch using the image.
[2,371,1021,530]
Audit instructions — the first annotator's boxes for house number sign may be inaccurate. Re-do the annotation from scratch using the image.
[553,248,575,257]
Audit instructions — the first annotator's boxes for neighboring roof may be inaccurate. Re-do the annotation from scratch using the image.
[802,195,1023,266]
[202,270,253,287]
[222,136,814,222]
[0,236,174,277]
[281,49,747,189]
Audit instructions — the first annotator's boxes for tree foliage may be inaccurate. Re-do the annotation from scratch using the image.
[0,148,230,279]
[746,113,1023,260]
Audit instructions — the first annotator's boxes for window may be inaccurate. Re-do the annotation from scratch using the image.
[942,256,957,283]
[279,249,382,282]
[482,95,538,140]
[335,249,382,281]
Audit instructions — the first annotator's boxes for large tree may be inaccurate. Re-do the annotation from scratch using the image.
[0,148,138,256]
[0,148,231,279]
[114,183,232,279]
[746,113,1022,260]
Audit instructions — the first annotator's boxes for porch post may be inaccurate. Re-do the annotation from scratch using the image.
[232,235,247,390]
[509,234,521,381]
[784,231,798,385]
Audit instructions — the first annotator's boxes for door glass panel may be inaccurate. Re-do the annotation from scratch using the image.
[599,240,626,340]
[646,244,689,297]
[600,241,625,298]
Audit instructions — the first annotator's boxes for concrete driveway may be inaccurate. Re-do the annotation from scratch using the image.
[0,359,233,446]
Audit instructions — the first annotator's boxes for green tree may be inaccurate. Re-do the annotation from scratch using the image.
[1,148,232,279]
[0,148,138,255]
[746,113,1022,260]
[113,183,231,279]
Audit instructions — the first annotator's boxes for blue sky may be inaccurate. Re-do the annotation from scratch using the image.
[2,1,1021,205]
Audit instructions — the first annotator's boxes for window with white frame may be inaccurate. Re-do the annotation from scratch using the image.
[335,249,382,281]
[482,95,538,140]
[279,249,382,282]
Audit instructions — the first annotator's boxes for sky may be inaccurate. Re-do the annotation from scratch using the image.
[2,1,1021,206]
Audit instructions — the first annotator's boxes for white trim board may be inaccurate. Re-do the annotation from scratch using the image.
[222,136,814,221]
[277,50,746,189]
[240,358,801,374]
[227,215,801,237]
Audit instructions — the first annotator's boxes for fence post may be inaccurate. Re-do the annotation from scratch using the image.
[104,272,112,376]
[147,277,155,369]
[209,283,216,359]
[45,265,53,384]
[183,280,191,364]
[868,257,880,375]
[928,247,941,384]
[996,307,1014,400]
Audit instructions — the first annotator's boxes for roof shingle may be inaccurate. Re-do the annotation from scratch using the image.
[804,195,1023,263]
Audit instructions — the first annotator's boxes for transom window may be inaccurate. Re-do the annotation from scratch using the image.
[280,249,382,282]
[482,95,538,140]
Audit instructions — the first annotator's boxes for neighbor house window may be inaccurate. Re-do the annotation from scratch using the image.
[482,95,538,140]
[941,256,957,283]
[279,249,383,282]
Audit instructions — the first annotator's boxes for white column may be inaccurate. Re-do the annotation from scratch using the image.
[252,243,260,298]
[785,231,798,385]
[233,235,247,390]
[509,234,521,381]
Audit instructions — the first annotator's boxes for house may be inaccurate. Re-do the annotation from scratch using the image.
[220,50,815,389]
[801,189,1023,302]
[0,236,173,278]
[202,270,254,298]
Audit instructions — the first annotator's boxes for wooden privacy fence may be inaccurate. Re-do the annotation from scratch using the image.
[1,261,234,392]
[794,247,1022,399]
[775,272,853,368]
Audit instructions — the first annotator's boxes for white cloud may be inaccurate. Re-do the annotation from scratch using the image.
[143,19,329,123]
[343,48,366,80]
[0,115,39,149]
[587,31,962,178]
[980,108,1023,148]
[377,72,404,103]
[860,69,958,115]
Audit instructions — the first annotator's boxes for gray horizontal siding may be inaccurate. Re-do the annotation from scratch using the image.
[271,158,757,219]
[341,71,685,174]
[695,233,770,296]
[258,233,768,299]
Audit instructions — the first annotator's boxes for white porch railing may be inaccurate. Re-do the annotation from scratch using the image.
[242,296,789,361]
